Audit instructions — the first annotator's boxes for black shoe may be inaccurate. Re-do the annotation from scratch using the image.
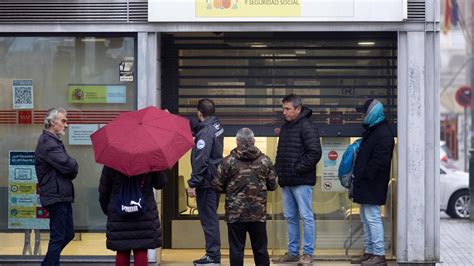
[193,255,220,265]
[351,253,373,264]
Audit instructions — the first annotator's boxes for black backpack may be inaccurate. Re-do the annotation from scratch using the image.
[115,176,145,217]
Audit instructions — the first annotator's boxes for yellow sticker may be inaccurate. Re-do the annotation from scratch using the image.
[8,206,36,218]
[9,183,36,195]
[196,0,300,17]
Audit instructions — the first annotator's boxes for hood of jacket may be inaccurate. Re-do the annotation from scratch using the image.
[230,145,262,162]
[363,100,385,128]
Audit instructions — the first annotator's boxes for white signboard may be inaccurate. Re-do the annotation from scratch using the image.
[69,124,100,145]
[321,137,350,192]
[149,0,407,22]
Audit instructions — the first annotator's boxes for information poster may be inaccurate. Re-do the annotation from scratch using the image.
[8,151,49,229]
[321,138,350,192]
[69,124,100,145]
[119,61,134,82]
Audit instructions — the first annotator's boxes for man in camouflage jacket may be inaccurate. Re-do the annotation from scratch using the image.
[212,128,277,266]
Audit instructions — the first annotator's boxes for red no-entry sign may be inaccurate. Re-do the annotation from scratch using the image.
[328,151,338,160]
[455,86,472,108]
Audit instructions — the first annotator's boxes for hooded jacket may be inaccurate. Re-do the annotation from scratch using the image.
[188,116,224,189]
[212,145,277,223]
[275,107,322,187]
[352,102,394,205]
[98,166,168,251]
[34,130,79,207]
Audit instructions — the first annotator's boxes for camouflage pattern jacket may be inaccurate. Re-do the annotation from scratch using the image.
[212,145,277,223]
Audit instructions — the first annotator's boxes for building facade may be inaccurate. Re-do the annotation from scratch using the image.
[0,0,440,264]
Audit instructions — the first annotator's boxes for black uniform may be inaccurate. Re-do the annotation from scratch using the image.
[188,116,224,261]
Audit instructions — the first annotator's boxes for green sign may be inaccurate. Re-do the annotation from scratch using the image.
[68,84,126,103]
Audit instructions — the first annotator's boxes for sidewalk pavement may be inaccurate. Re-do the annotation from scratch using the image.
[0,213,470,265]
[438,213,474,266]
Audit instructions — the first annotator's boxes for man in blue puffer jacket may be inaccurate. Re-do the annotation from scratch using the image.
[35,107,79,266]
[351,99,394,266]
[273,94,322,265]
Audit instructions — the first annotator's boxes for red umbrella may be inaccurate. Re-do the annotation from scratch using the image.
[90,106,194,176]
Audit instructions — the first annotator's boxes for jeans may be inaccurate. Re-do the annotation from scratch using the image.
[281,185,315,256]
[42,202,75,266]
[196,188,221,260]
[227,222,269,266]
[360,204,385,256]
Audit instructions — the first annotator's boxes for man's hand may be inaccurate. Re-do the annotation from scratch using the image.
[187,187,196,198]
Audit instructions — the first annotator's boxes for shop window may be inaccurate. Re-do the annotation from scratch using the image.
[0,35,136,256]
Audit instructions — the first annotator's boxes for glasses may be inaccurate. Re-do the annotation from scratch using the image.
[55,118,68,124]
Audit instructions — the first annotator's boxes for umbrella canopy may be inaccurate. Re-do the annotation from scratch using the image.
[90,106,194,176]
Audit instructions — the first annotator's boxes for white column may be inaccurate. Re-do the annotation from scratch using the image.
[137,31,160,263]
[137,32,158,109]
[396,19,440,266]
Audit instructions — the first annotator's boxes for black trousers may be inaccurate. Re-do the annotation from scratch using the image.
[196,188,221,260]
[42,202,75,266]
[227,222,270,266]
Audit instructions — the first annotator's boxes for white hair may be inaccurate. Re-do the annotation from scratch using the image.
[44,107,67,129]
[236,127,255,147]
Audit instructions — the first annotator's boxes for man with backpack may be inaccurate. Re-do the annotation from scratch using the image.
[351,99,394,266]
[273,94,322,265]
[187,99,224,265]
[212,127,277,266]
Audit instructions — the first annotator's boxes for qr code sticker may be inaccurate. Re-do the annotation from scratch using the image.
[12,80,34,109]
[14,87,33,105]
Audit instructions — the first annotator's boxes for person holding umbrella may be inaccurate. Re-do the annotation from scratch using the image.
[186,99,224,265]
[91,106,195,266]
[99,167,168,266]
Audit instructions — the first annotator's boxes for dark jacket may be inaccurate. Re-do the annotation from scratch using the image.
[212,146,277,223]
[352,120,394,205]
[188,116,224,189]
[275,107,322,187]
[34,130,79,207]
[98,166,168,251]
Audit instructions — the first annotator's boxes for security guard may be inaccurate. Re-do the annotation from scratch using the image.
[187,98,224,265]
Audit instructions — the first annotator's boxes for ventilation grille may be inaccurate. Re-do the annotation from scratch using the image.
[407,0,425,21]
[0,1,147,23]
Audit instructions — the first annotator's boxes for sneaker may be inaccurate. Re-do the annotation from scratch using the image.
[193,255,220,265]
[361,255,387,266]
[272,252,300,263]
[299,254,313,265]
[351,253,373,264]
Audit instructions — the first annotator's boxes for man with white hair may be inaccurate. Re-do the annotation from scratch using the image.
[213,128,277,266]
[35,107,79,266]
